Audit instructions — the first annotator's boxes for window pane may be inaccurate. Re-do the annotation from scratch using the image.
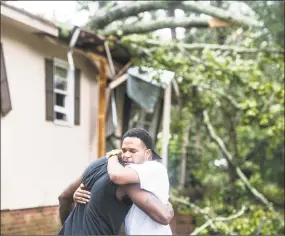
[55,66,67,78]
[55,112,67,121]
[55,93,66,107]
[54,78,67,90]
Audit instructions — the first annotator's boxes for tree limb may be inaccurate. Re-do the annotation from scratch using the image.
[104,17,223,36]
[202,110,275,211]
[170,193,245,235]
[125,38,284,54]
[182,2,262,27]
[190,220,212,235]
[88,1,182,29]
[88,1,261,30]
[190,206,246,235]
[143,39,284,54]
[170,194,218,231]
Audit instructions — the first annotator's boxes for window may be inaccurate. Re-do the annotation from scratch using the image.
[45,58,81,126]
[1,42,12,117]
[53,59,73,125]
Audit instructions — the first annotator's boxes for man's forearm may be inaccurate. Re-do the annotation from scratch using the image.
[58,176,83,225]
[108,156,140,184]
[107,156,126,177]
[59,198,74,225]
[122,184,173,225]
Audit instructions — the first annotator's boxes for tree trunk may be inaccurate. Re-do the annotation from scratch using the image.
[104,17,213,36]
[89,1,181,29]
[88,1,261,30]
[178,124,191,189]
[195,116,201,155]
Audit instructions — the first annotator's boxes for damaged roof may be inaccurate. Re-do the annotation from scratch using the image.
[1,1,131,66]
[59,27,131,65]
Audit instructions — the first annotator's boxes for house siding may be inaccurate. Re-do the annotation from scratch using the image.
[1,17,98,210]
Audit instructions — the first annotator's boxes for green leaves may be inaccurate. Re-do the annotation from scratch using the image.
[121,31,284,235]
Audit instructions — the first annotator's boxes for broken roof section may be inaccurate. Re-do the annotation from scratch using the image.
[58,25,131,66]
[1,1,131,67]
[127,66,177,112]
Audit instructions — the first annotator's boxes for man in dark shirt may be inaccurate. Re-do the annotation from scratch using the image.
[58,150,173,235]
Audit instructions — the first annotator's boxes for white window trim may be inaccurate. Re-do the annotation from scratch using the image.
[53,58,75,127]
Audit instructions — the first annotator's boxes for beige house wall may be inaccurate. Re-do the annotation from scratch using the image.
[1,18,99,210]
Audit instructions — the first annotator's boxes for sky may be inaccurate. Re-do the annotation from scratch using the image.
[5,1,185,40]
[6,1,89,26]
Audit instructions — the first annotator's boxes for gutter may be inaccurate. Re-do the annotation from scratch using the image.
[67,27,81,124]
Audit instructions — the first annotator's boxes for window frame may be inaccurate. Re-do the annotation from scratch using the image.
[53,58,74,127]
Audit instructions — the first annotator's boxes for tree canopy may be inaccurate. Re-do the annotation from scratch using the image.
[76,1,284,234]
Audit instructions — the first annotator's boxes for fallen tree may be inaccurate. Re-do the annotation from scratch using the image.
[88,1,262,31]
[125,38,285,54]
[104,17,216,36]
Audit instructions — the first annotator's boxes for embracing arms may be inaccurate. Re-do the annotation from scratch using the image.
[58,175,87,224]
[121,184,174,225]
[107,155,140,184]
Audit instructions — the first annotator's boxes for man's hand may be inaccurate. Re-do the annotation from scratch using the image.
[73,183,91,204]
[106,149,122,160]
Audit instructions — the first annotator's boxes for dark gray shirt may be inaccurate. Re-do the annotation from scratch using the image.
[58,157,131,235]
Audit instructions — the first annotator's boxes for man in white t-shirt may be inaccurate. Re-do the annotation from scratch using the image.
[123,161,172,235]
[74,128,172,235]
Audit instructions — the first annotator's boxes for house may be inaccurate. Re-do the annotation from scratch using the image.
[0,2,130,234]
[1,2,183,235]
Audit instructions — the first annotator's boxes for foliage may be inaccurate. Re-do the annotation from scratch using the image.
[78,1,284,234]
[121,31,284,234]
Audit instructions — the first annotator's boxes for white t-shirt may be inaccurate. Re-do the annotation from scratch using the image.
[124,161,172,235]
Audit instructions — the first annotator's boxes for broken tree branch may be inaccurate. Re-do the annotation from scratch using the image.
[89,1,182,29]
[104,16,226,36]
[125,38,284,54]
[171,193,245,235]
[140,39,284,54]
[190,206,246,235]
[202,110,275,211]
[170,194,218,232]
[88,1,261,30]
[182,2,262,27]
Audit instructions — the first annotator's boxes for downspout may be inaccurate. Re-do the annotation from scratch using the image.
[104,41,118,144]
[67,27,81,124]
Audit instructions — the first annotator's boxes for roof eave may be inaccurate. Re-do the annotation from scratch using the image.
[1,2,59,37]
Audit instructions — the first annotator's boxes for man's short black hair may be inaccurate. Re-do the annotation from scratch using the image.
[123,128,153,149]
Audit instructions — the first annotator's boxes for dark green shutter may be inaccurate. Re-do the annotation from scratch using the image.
[74,68,81,125]
[0,43,12,116]
[45,58,54,121]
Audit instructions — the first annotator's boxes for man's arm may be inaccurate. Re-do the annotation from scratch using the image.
[119,184,174,225]
[108,155,140,185]
[58,175,82,225]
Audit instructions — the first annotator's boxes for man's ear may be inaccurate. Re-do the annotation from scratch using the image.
[146,149,152,160]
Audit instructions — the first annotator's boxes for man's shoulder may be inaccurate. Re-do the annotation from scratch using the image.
[129,161,167,176]
[89,156,107,166]
[83,157,107,176]
[144,160,167,171]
